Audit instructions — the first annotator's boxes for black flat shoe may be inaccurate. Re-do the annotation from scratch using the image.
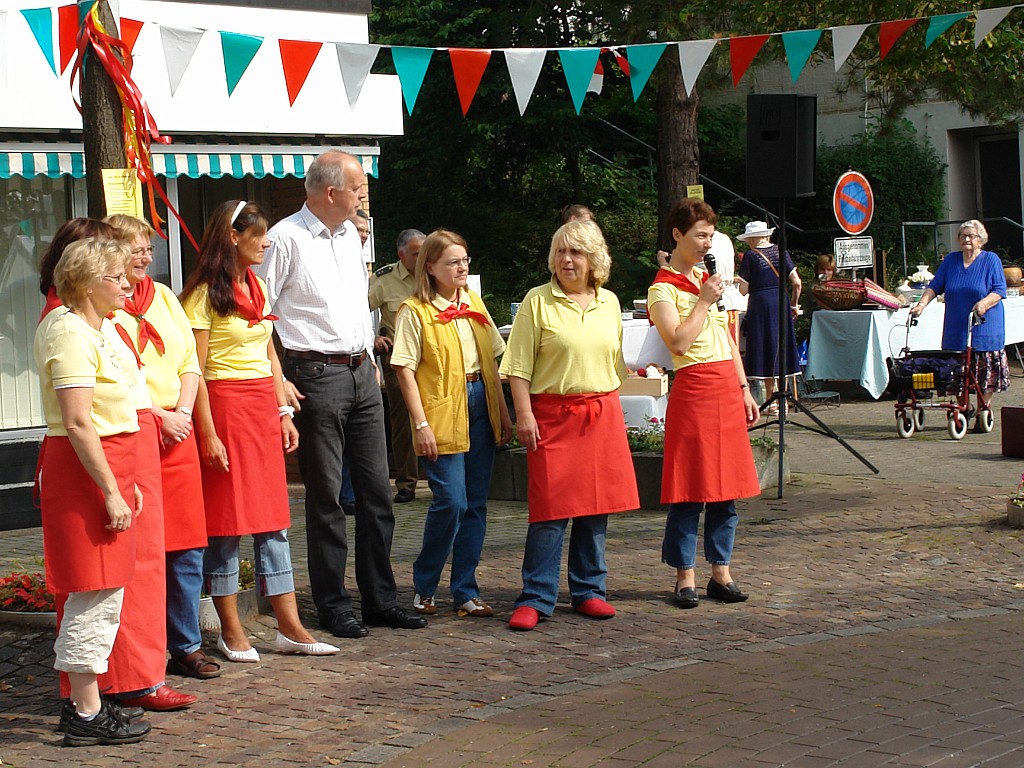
[321,610,369,638]
[363,606,428,629]
[673,586,699,609]
[706,579,749,603]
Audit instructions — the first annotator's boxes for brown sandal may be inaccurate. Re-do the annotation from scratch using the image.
[167,649,223,679]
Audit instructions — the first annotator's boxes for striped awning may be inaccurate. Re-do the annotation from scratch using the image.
[0,148,379,179]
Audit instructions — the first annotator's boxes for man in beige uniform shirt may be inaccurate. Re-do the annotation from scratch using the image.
[368,228,424,503]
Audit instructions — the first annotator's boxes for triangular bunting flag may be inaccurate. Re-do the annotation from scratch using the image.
[975,7,1014,48]
[503,48,545,116]
[336,42,380,109]
[391,46,433,115]
[925,12,969,48]
[832,24,869,71]
[161,25,204,96]
[781,29,821,83]
[279,39,323,106]
[588,57,604,95]
[625,43,666,102]
[57,4,78,74]
[677,39,717,97]
[0,11,7,87]
[121,18,145,54]
[21,8,56,75]
[220,30,264,96]
[878,19,918,60]
[729,35,770,87]
[449,48,491,116]
[559,47,601,114]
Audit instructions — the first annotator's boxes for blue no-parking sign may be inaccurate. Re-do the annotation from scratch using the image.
[833,171,874,235]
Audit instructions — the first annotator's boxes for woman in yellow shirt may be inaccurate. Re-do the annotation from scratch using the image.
[647,198,761,609]
[390,229,512,618]
[500,220,639,631]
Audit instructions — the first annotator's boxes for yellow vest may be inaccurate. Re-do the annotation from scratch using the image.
[402,292,503,454]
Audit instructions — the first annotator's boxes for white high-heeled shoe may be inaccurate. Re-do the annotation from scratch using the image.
[217,634,260,663]
[273,631,340,656]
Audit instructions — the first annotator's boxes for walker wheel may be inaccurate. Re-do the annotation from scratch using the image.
[974,409,994,433]
[896,414,915,438]
[914,407,925,431]
[947,412,968,440]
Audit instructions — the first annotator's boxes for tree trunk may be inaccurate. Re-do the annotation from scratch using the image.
[656,63,700,250]
[81,1,125,218]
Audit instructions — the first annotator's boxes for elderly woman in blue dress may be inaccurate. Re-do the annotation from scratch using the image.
[911,219,1007,430]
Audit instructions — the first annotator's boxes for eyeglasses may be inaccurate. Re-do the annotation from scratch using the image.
[958,233,980,241]
[131,246,154,256]
[442,257,472,268]
[101,273,127,283]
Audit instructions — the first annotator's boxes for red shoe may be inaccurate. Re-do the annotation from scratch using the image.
[574,598,616,620]
[508,606,540,631]
[120,685,198,712]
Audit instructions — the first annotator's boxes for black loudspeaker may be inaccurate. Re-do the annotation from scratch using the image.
[745,94,817,199]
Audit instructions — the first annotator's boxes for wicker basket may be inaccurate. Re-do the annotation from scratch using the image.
[812,280,867,311]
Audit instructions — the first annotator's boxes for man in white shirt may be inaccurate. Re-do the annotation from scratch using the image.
[256,150,427,638]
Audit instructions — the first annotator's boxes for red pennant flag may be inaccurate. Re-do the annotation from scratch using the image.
[58,4,78,74]
[878,19,918,59]
[120,18,145,54]
[449,48,491,116]
[730,35,770,86]
[279,39,323,106]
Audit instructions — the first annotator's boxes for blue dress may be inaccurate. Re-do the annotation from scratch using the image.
[738,244,800,378]
[928,249,1006,352]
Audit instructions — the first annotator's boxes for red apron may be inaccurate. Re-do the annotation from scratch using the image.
[525,392,639,523]
[58,410,168,696]
[160,429,208,551]
[202,377,290,536]
[661,360,760,504]
[39,434,137,593]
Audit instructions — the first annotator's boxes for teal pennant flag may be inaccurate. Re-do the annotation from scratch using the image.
[925,12,970,48]
[21,8,56,75]
[624,43,666,102]
[781,29,821,83]
[391,46,433,115]
[220,31,264,95]
[559,48,601,114]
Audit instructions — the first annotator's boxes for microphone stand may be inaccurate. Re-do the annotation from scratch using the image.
[757,196,879,497]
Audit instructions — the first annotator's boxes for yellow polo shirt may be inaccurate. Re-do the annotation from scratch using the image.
[648,267,732,370]
[182,281,273,380]
[499,279,627,395]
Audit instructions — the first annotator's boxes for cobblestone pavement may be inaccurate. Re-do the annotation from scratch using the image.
[1,392,1023,767]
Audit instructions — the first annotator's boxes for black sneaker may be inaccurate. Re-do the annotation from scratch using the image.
[62,701,151,747]
[55,699,145,733]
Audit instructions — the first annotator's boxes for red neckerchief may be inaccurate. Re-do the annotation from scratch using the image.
[39,286,63,322]
[121,276,165,354]
[648,268,707,324]
[105,313,143,369]
[435,302,490,326]
[234,268,279,327]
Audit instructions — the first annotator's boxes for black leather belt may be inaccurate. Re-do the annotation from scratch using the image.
[465,372,481,382]
[286,349,367,367]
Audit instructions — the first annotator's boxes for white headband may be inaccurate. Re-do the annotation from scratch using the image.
[230,200,247,225]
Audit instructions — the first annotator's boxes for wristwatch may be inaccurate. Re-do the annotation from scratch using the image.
[415,421,429,431]
[176,406,193,418]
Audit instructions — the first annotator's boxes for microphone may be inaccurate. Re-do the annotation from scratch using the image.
[703,253,725,312]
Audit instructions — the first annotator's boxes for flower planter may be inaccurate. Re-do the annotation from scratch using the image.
[0,609,56,628]
[488,448,529,502]
[198,588,266,632]
[1007,499,1024,529]
[631,452,666,511]
[753,444,788,492]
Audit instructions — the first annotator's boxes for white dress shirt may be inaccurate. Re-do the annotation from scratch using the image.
[256,204,374,356]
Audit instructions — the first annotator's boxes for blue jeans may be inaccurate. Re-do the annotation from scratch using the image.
[662,501,738,570]
[515,514,608,616]
[166,547,204,657]
[204,531,295,597]
[413,378,495,604]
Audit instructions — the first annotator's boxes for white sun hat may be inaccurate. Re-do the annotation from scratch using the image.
[737,221,776,242]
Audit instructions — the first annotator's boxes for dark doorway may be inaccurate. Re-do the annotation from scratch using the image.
[977,135,1023,263]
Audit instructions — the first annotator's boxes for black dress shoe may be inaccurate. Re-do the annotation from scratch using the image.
[706,579,749,603]
[363,606,428,629]
[393,488,415,503]
[322,610,369,638]
[673,586,699,609]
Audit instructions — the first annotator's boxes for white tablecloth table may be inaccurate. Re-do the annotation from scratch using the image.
[805,297,1024,399]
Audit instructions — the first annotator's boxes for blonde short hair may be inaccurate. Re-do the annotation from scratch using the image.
[414,228,468,303]
[103,214,157,244]
[547,220,611,289]
[959,219,989,246]
[53,238,132,308]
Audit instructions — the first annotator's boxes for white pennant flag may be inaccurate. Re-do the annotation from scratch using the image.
[677,40,717,98]
[974,7,1014,47]
[504,48,546,116]
[832,24,869,71]
[336,42,380,109]
[160,25,205,96]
